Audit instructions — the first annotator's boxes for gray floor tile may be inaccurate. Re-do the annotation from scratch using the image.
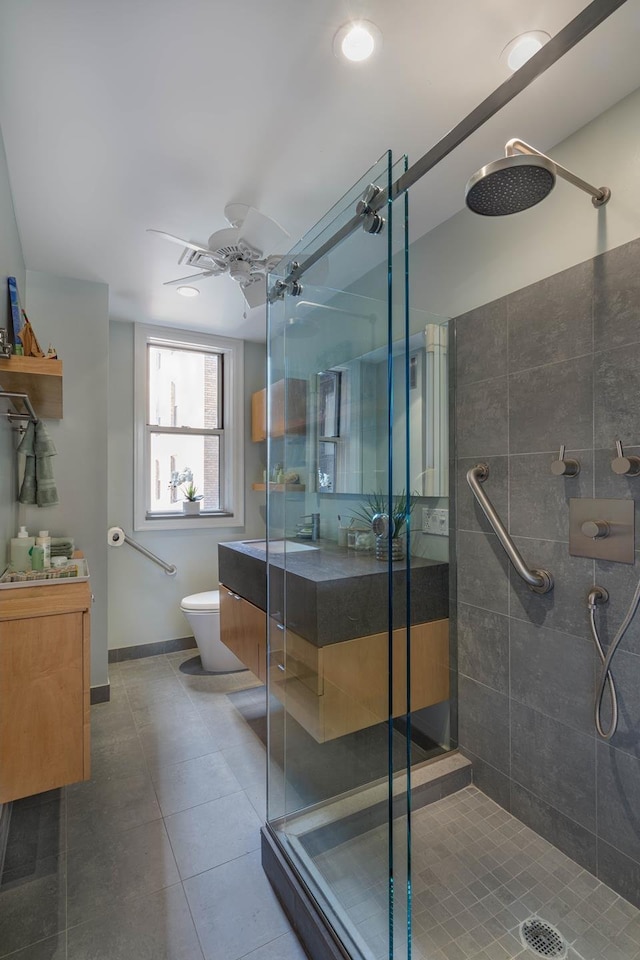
[138,716,218,773]
[89,734,149,782]
[152,751,242,817]
[219,738,266,789]
[0,856,66,958]
[3,799,66,874]
[125,675,191,712]
[239,931,309,960]
[165,791,261,879]
[67,883,204,959]
[67,818,180,926]
[66,770,162,849]
[1,935,67,960]
[184,849,290,960]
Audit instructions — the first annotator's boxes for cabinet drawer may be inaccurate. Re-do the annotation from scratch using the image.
[220,587,266,679]
[269,623,322,695]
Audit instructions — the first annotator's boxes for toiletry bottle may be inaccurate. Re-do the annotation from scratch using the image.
[10,526,35,571]
[30,545,45,571]
[36,530,52,568]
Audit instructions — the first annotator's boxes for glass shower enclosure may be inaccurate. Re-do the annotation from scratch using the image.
[263,152,454,960]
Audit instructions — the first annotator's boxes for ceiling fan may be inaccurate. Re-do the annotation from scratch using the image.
[148,203,290,308]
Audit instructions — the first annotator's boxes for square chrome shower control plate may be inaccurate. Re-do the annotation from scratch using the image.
[569,498,635,563]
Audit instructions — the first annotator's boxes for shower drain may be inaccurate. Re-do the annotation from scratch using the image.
[519,917,568,959]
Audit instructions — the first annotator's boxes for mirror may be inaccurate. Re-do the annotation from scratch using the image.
[273,284,449,498]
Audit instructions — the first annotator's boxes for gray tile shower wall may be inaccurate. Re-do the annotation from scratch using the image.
[453,235,640,907]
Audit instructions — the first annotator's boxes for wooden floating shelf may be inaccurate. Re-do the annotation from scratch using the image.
[0,356,63,420]
[251,482,306,492]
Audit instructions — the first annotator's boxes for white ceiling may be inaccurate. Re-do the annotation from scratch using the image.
[1,0,639,341]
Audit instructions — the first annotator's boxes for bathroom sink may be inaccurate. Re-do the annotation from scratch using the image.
[242,540,318,554]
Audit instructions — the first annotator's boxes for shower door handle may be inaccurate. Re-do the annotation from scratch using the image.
[466,464,553,594]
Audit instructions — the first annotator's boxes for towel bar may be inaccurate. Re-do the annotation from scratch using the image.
[3,390,38,423]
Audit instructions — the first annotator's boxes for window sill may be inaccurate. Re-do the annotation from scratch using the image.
[134,512,242,533]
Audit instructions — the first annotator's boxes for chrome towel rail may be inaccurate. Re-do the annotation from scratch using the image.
[466,464,553,594]
[3,390,38,423]
[107,526,177,576]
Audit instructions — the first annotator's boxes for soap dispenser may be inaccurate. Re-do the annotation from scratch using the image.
[10,526,35,571]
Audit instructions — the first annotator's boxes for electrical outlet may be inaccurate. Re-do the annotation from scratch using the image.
[422,507,449,536]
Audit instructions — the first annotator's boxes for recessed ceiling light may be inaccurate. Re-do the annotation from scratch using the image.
[501,31,550,72]
[334,20,381,63]
[176,285,200,298]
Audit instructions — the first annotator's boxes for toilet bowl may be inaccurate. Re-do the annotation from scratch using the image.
[180,590,246,673]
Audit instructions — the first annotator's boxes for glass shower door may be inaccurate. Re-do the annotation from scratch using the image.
[265,151,414,959]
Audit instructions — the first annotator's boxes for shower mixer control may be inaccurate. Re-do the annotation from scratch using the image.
[611,440,640,477]
[569,498,635,563]
[551,445,580,477]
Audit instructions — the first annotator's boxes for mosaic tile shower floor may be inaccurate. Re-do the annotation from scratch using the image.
[313,786,640,960]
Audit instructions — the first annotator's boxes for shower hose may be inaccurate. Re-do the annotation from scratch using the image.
[588,577,640,740]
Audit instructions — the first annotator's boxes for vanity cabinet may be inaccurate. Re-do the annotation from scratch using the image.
[251,377,307,442]
[0,580,91,802]
[219,587,267,682]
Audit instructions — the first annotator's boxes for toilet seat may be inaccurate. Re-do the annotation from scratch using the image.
[180,589,220,612]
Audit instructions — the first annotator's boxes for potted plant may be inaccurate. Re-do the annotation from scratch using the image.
[350,489,418,560]
[181,482,203,515]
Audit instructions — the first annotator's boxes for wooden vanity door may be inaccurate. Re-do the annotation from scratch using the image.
[0,611,85,802]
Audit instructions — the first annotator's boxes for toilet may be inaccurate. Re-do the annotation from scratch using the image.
[179,589,246,673]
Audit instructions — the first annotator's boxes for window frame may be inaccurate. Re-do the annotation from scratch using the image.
[134,323,244,531]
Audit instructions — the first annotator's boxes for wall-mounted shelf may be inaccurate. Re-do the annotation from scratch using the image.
[252,482,306,492]
[0,356,63,419]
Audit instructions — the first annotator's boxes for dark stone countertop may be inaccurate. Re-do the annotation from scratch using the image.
[218,539,448,647]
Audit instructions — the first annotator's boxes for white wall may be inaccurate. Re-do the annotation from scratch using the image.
[22,271,109,687]
[407,85,640,322]
[107,320,266,651]
[0,122,24,558]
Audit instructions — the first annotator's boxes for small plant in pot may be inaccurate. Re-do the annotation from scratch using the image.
[181,482,203,515]
[350,490,418,561]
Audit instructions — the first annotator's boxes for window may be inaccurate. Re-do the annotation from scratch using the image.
[134,325,244,531]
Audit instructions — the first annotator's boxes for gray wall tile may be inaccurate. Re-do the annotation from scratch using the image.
[594,238,640,352]
[510,619,595,735]
[455,298,508,386]
[453,236,640,908]
[457,456,508,535]
[509,781,597,874]
[597,741,640,864]
[457,676,509,775]
[456,377,508,459]
[509,538,593,639]
[594,341,640,449]
[597,839,640,910]
[509,451,594,541]
[461,748,511,810]
[456,531,510,615]
[457,602,509,695]
[508,260,593,373]
[508,354,593,454]
[510,701,596,832]
[593,555,640,655]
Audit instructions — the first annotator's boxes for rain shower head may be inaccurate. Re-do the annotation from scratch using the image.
[465,138,610,216]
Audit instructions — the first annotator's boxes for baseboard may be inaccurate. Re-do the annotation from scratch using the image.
[0,802,12,881]
[90,684,110,704]
[108,636,197,663]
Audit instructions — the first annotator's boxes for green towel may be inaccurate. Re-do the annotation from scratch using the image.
[51,538,74,558]
[17,422,36,505]
[17,421,59,507]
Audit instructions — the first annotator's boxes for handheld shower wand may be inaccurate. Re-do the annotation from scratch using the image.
[588,579,640,739]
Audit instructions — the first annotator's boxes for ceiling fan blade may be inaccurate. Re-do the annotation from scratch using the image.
[163,272,212,286]
[241,277,268,309]
[147,229,213,256]
[237,207,290,259]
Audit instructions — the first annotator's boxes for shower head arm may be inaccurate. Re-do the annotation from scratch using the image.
[505,138,610,206]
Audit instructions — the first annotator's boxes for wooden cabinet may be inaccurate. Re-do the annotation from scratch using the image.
[251,378,307,442]
[0,356,63,419]
[219,578,449,744]
[270,619,450,743]
[220,587,267,682]
[0,580,91,802]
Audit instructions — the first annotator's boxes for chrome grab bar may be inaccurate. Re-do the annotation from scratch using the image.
[107,526,177,576]
[466,464,553,594]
